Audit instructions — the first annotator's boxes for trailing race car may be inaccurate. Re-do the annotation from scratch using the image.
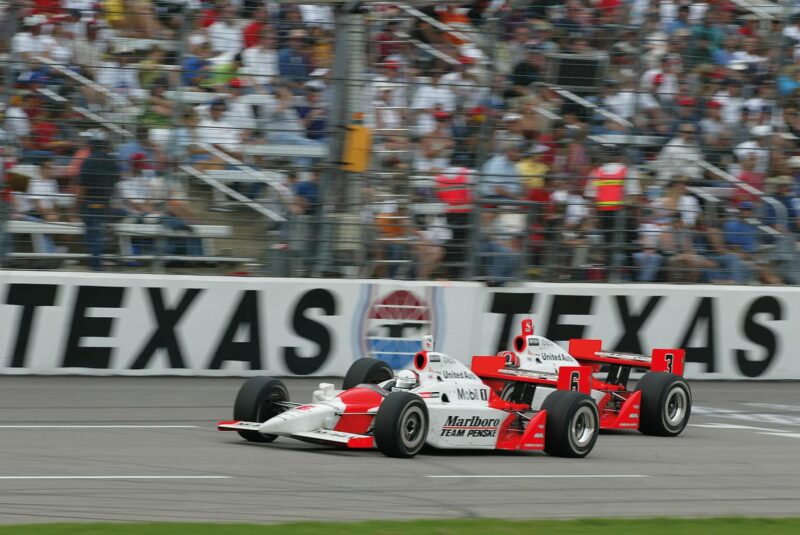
[472,319,691,436]
[218,336,599,458]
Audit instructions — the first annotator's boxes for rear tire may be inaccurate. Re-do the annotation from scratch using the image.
[233,377,289,442]
[342,358,394,390]
[541,390,599,458]
[374,392,428,458]
[636,372,691,436]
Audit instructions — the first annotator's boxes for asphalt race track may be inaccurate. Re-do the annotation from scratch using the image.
[1,377,799,524]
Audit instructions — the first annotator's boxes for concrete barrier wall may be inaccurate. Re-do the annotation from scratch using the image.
[0,271,796,379]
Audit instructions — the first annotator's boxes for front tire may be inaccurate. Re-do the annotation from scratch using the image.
[541,390,599,458]
[342,358,394,390]
[374,392,428,458]
[636,372,691,436]
[233,377,289,442]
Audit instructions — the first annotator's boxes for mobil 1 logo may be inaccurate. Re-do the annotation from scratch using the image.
[456,387,488,401]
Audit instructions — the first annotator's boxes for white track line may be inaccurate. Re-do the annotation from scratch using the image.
[690,423,790,433]
[0,425,198,429]
[0,476,231,480]
[758,432,800,439]
[426,475,648,479]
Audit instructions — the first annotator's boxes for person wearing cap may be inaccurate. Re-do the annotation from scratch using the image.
[221,77,257,141]
[517,143,550,192]
[278,29,311,84]
[670,96,699,133]
[10,15,48,71]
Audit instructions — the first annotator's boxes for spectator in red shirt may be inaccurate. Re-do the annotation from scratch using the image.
[376,21,404,61]
[32,0,64,15]
[243,4,269,49]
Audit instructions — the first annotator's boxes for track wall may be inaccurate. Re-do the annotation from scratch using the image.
[0,271,796,379]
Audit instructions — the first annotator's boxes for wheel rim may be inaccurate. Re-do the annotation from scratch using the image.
[256,389,287,423]
[663,386,688,428]
[400,405,425,450]
[569,406,596,451]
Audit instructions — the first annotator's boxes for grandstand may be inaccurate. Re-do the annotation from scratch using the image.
[1,0,798,284]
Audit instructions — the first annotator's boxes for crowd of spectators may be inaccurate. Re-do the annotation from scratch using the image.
[0,1,799,282]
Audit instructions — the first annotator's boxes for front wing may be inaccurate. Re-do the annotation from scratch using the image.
[217,421,375,449]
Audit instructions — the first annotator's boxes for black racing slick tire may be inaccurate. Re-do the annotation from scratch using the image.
[233,377,289,442]
[636,372,692,437]
[541,390,599,458]
[374,392,429,458]
[342,358,394,390]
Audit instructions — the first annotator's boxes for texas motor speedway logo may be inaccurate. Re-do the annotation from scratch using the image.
[355,285,442,369]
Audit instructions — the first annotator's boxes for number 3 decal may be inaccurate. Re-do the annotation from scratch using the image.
[664,353,674,374]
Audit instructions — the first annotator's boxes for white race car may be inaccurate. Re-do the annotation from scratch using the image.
[218,336,599,458]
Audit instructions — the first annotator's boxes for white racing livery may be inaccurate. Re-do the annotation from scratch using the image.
[473,319,692,436]
[218,336,599,458]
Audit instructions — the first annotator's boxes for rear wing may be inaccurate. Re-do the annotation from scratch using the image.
[471,355,592,394]
[568,339,685,376]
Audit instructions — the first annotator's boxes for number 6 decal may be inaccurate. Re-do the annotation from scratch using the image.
[569,370,580,392]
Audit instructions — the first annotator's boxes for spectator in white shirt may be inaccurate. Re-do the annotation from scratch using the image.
[96,48,142,101]
[412,70,456,111]
[72,21,105,78]
[299,4,334,27]
[209,2,244,55]
[242,27,278,88]
[196,98,244,158]
[412,70,456,136]
[4,95,31,140]
[223,78,257,138]
[655,123,703,183]
[714,79,745,125]
[11,16,51,70]
[734,125,772,174]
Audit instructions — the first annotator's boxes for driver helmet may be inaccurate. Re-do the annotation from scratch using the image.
[393,370,418,391]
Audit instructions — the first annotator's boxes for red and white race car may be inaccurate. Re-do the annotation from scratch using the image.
[472,319,691,436]
[218,336,600,458]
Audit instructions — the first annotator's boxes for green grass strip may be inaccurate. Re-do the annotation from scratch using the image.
[0,518,799,535]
